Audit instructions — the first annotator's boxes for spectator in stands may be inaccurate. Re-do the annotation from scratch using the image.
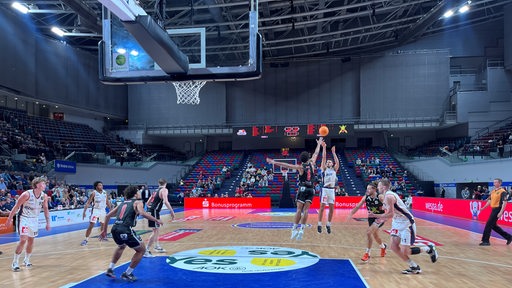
[497,140,504,158]
[4,196,15,211]
[0,178,7,191]
[191,185,200,197]
[0,197,10,213]
[177,191,184,204]
[266,137,323,241]
[139,185,151,208]
[461,187,470,199]
[473,186,482,200]
[482,186,490,200]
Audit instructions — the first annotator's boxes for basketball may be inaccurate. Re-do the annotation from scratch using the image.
[319,126,329,136]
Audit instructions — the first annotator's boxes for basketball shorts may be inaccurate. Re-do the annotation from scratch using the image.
[18,216,39,238]
[368,217,385,228]
[390,220,416,246]
[90,209,107,224]
[147,209,161,228]
[320,187,335,205]
[111,224,143,248]
[297,186,315,204]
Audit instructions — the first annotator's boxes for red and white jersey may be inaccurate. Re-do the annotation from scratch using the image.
[93,190,108,211]
[385,190,414,224]
[19,190,45,219]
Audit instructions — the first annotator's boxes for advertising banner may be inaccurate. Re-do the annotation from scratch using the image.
[412,196,512,227]
[185,197,271,209]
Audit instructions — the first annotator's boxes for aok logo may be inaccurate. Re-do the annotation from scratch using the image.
[166,246,320,273]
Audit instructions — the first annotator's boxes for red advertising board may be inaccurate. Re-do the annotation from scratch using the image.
[310,196,363,209]
[0,217,14,234]
[185,197,271,209]
[412,197,512,227]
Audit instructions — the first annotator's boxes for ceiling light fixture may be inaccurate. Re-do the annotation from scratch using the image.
[11,2,29,14]
[51,27,66,37]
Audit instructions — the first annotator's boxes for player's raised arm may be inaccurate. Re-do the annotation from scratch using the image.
[310,137,324,165]
[266,158,301,171]
[332,146,340,172]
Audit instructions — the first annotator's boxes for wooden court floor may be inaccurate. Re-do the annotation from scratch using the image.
[1,208,511,287]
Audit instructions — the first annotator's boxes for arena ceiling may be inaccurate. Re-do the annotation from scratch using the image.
[0,0,510,62]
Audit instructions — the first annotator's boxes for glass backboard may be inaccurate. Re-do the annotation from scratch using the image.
[99,0,261,83]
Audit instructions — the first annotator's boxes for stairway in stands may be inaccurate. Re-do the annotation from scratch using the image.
[338,152,366,195]
[219,153,250,196]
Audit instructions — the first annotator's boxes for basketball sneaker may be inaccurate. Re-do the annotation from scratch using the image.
[427,244,438,263]
[106,268,116,278]
[154,246,166,253]
[317,225,322,233]
[121,272,137,282]
[291,229,299,240]
[401,265,422,274]
[23,259,32,268]
[326,226,331,234]
[144,250,154,258]
[361,252,370,262]
[12,262,20,272]
[80,239,88,246]
[296,230,304,241]
[380,243,387,257]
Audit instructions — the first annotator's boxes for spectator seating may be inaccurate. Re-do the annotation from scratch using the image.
[345,148,416,196]
[174,151,244,197]
[464,120,512,156]
[407,137,469,157]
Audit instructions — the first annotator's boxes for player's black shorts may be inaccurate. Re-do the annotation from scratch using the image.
[111,224,142,248]
[296,186,315,203]
[147,209,161,228]
[368,217,385,228]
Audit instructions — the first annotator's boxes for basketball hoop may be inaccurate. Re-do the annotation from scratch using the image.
[281,167,289,180]
[172,80,207,105]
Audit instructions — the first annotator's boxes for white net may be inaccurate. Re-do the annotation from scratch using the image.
[172,80,207,105]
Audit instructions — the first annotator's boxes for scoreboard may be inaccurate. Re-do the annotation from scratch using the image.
[233,124,352,138]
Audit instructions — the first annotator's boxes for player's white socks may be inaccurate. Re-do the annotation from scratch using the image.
[420,246,430,253]
[380,243,386,249]
[407,259,418,267]
[13,253,21,263]
[326,221,331,227]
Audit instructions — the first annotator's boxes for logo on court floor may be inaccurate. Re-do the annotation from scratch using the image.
[159,229,202,241]
[166,246,320,273]
[255,212,296,217]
